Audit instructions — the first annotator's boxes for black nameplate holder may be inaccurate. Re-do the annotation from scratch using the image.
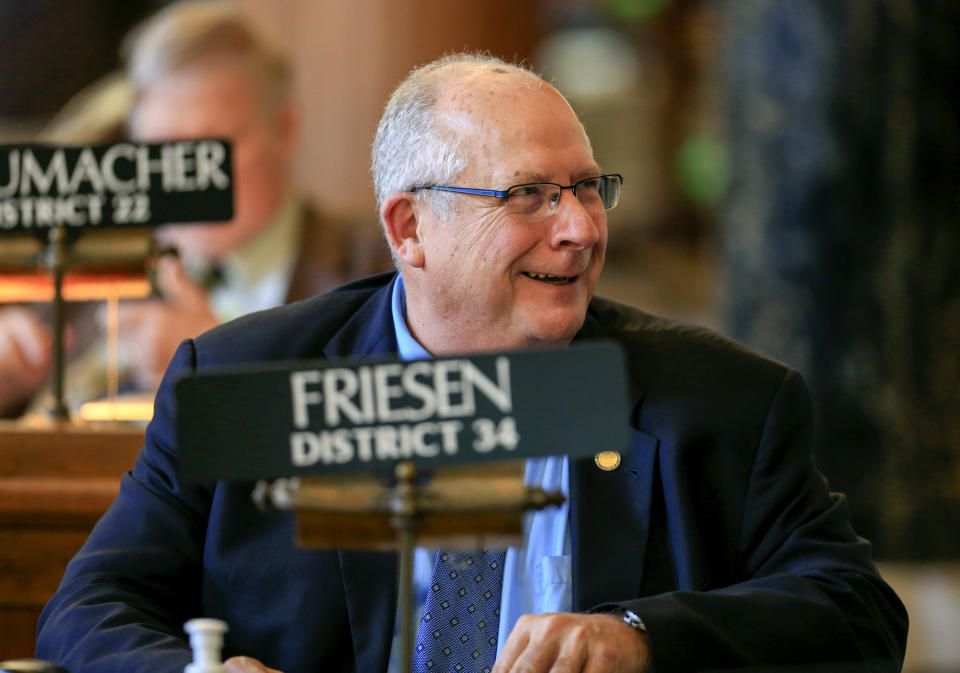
[0,140,234,419]
[175,342,630,665]
[176,342,630,481]
[0,140,233,232]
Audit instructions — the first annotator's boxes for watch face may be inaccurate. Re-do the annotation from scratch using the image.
[620,609,647,632]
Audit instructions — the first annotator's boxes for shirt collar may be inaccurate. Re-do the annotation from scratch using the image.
[196,193,301,321]
[390,273,431,361]
[218,191,300,290]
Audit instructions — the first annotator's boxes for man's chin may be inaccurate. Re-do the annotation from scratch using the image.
[524,311,589,347]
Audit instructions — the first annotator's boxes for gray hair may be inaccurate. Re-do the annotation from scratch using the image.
[123,0,292,116]
[371,53,545,226]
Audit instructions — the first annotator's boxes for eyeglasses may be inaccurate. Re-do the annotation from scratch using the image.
[409,173,623,220]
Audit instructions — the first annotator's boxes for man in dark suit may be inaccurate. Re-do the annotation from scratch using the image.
[36,54,907,673]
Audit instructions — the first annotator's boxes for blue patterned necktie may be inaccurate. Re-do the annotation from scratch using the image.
[411,549,506,673]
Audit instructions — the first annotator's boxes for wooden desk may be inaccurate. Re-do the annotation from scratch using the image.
[0,421,143,660]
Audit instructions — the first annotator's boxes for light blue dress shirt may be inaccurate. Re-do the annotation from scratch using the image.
[387,274,571,671]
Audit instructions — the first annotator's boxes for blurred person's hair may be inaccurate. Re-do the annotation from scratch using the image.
[122,0,293,116]
[39,71,133,145]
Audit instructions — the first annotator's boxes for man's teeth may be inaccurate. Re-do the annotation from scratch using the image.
[523,272,574,284]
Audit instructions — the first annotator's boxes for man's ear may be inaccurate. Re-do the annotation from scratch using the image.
[381,192,425,268]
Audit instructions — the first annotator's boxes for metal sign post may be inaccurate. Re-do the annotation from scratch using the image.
[253,459,566,670]
[44,226,70,420]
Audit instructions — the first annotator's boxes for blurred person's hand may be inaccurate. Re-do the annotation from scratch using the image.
[0,307,52,416]
[224,656,284,673]
[115,256,219,391]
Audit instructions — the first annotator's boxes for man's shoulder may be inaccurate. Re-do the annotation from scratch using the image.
[586,295,797,404]
[588,296,776,358]
[193,272,396,366]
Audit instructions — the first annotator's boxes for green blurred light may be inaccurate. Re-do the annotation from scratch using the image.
[674,134,728,207]
[604,0,671,23]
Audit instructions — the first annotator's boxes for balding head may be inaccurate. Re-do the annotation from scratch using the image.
[372,53,588,212]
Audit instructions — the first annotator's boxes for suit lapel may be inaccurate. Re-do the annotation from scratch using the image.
[322,273,399,360]
[338,550,398,673]
[570,427,658,610]
[570,306,659,609]
[324,275,401,671]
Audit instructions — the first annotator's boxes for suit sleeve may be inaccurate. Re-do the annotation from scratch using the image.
[611,370,908,673]
[36,340,209,673]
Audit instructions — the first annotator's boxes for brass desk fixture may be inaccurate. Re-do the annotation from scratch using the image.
[253,459,564,672]
[1,229,156,422]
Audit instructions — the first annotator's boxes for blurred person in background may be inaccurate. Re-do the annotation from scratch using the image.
[0,0,389,418]
[118,0,389,390]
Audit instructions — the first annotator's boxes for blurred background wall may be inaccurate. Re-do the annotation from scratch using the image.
[0,1,167,138]
[1,0,957,670]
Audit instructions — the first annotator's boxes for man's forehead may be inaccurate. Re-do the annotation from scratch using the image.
[434,69,596,180]
[500,163,602,184]
[436,68,552,117]
[434,70,581,142]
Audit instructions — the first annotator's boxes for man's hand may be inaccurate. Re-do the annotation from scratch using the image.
[224,655,284,673]
[0,307,52,416]
[493,612,650,673]
[114,256,220,390]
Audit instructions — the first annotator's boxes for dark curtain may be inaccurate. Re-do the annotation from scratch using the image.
[722,0,960,559]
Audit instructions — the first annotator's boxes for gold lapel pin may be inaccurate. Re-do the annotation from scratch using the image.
[594,450,621,471]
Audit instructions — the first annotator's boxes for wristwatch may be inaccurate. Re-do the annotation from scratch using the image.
[610,606,647,633]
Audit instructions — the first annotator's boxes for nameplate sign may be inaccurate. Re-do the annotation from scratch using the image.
[176,342,630,481]
[0,140,233,232]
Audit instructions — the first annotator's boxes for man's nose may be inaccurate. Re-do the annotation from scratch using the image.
[550,190,602,250]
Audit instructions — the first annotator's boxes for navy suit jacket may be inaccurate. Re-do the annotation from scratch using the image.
[37,273,907,673]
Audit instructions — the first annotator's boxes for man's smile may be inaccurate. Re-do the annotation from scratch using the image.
[521,271,578,285]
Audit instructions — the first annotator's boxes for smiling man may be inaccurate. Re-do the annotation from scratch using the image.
[378,64,607,355]
[37,54,906,673]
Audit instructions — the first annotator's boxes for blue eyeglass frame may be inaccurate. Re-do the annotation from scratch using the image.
[409,173,623,206]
